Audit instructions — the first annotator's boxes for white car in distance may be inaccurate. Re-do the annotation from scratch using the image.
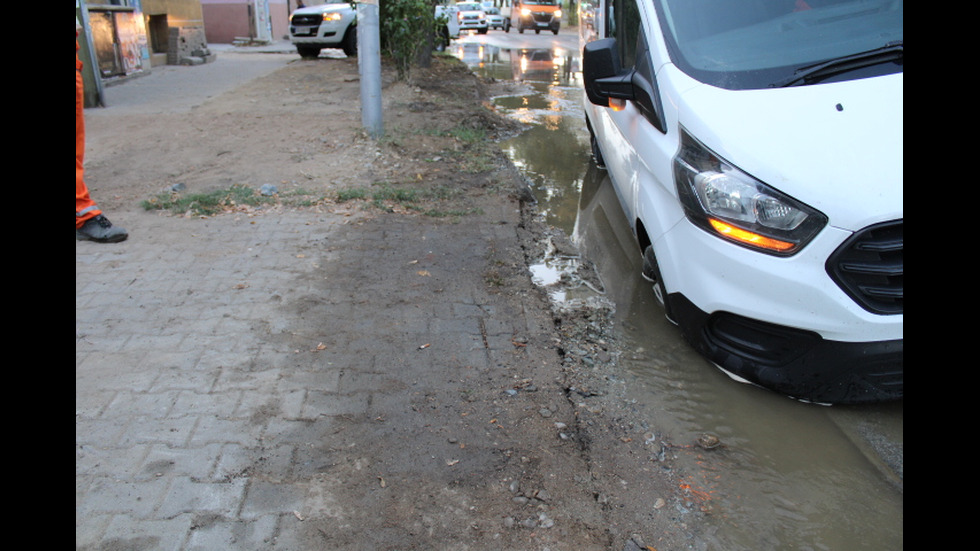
[454,2,489,34]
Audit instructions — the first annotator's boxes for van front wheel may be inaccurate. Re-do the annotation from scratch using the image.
[297,46,321,59]
[587,118,605,168]
[642,245,675,323]
[342,26,357,57]
[590,133,605,168]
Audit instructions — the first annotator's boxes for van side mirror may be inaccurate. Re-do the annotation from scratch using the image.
[583,38,635,107]
[583,36,667,134]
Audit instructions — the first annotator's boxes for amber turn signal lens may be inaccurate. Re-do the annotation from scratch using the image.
[708,218,796,252]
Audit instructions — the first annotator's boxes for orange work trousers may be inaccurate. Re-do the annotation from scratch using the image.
[76,39,100,229]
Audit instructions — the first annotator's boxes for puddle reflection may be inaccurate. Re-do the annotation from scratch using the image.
[450,42,588,234]
[451,42,579,87]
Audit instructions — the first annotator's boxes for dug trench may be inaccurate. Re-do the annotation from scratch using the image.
[83,54,713,550]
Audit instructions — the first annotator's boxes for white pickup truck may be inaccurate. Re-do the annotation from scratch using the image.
[289,1,461,58]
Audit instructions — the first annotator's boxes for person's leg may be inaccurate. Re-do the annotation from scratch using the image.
[76,51,100,229]
[76,44,127,243]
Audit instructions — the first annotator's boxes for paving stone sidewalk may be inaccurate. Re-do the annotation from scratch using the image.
[75,196,577,550]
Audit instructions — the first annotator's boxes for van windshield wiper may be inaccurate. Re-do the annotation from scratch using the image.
[772,41,903,87]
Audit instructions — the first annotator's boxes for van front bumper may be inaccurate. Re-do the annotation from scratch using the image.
[289,18,351,45]
[667,293,902,404]
[458,18,487,31]
[518,12,560,31]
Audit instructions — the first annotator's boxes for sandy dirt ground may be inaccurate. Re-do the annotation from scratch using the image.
[81,54,715,550]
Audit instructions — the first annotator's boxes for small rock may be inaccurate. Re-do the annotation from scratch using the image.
[697,433,721,450]
[260,184,279,196]
[623,534,648,551]
[538,513,554,528]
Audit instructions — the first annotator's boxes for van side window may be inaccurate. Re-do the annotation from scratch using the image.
[606,0,641,68]
[604,0,666,133]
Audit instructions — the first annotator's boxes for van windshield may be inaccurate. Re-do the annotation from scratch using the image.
[653,0,903,89]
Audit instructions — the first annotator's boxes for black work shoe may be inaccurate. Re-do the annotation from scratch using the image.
[76,214,129,243]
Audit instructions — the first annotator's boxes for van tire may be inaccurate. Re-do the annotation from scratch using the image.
[436,26,450,51]
[297,46,322,59]
[590,133,605,168]
[586,117,605,168]
[642,245,675,323]
[342,26,357,57]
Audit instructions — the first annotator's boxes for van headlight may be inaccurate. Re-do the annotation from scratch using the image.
[674,129,826,255]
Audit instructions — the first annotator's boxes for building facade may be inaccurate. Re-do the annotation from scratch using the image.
[78,0,215,107]
[200,0,297,45]
[79,0,212,76]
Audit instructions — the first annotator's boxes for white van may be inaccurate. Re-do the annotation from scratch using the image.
[581,0,903,404]
[290,2,461,58]
[289,0,359,58]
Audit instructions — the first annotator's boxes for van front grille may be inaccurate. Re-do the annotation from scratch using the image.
[826,220,903,315]
[291,14,323,26]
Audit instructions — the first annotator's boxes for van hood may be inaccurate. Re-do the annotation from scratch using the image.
[676,72,903,232]
[295,2,354,14]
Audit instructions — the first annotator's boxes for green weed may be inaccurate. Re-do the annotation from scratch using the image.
[141,185,328,216]
[335,182,477,218]
[141,184,274,216]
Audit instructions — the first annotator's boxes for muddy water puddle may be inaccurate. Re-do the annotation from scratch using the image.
[454,40,903,549]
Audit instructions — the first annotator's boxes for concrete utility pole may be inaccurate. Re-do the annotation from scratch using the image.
[357,0,383,139]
